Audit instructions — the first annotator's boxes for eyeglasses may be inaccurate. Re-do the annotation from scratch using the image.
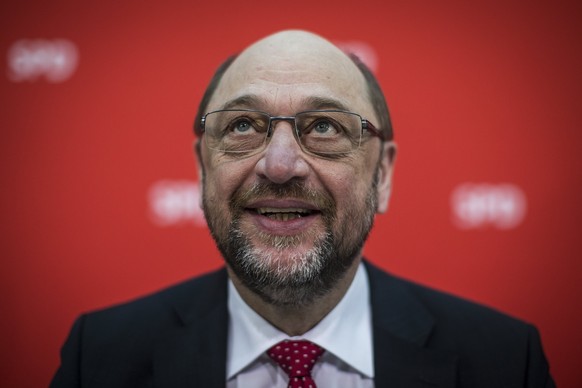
[199,109,386,157]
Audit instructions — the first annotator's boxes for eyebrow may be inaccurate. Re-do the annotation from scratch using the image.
[221,95,264,110]
[220,94,352,112]
[303,96,351,111]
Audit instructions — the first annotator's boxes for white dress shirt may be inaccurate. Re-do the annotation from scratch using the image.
[226,262,375,387]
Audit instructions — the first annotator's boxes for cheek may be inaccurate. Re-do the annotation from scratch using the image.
[316,153,377,205]
[204,155,256,204]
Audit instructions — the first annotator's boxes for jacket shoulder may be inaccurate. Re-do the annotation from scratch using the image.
[87,266,228,329]
[78,268,227,365]
[365,260,530,333]
[365,261,554,387]
[51,268,229,387]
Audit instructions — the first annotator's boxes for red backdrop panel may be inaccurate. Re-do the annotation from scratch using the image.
[1,0,580,386]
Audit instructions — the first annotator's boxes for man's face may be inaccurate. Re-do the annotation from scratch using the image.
[198,32,394,306]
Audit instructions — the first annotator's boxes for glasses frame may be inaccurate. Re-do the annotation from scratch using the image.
[199,109,386,157]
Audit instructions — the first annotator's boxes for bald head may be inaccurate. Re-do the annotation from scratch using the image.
[225,30,361,83]
[194,30,392,140]
[239,30,344,61]
[206,30,371,119]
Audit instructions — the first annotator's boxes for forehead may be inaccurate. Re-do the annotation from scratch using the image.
[207,32,372,117]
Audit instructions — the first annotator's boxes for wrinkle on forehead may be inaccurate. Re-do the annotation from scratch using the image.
[208,30,371,116]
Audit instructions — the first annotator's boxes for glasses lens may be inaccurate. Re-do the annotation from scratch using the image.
[296,111,362,155]
[204,110,269,153]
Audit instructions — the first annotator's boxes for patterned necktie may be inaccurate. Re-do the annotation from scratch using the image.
[267,339,325,388]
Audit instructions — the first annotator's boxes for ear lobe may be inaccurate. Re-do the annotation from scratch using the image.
[376,141,397,214]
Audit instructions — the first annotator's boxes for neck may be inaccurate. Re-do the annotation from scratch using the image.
[227,259,361,336]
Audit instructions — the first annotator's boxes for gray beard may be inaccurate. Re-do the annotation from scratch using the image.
[225,221,338,306]
[203,175,378,308]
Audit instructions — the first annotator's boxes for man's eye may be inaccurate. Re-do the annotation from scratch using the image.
[311,120,339,136]
[231,119,253,133]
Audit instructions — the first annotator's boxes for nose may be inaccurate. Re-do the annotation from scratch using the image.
[254,121,310,184]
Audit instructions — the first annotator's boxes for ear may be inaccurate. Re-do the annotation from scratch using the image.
[375,141,397,214]
[193,140,205,209]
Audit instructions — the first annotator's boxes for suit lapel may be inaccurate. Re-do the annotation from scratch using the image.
[152,269,229,388]
[149,263,459,387]
[366,261,458,388]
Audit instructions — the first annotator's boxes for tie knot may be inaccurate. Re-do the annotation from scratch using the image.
[267,340,324,379]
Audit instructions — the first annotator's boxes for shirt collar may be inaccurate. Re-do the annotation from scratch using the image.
[226,262,374,379]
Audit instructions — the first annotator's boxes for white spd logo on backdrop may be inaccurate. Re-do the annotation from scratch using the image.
[451,183,527,230]
[7,39,79,82]
[148,180,206,227]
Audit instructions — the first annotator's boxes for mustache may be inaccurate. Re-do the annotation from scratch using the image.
[230,180,335,213]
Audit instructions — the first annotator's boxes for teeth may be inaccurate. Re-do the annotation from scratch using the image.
[255,207,313,221]
[256,207,311,215]
[268,213,300,221]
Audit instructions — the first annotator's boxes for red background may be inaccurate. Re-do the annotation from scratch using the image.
[1,0,581,386]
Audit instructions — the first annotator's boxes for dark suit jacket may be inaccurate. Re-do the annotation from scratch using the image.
[51,261,555,387]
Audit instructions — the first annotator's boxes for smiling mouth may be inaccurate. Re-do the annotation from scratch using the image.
[253,207,317,221]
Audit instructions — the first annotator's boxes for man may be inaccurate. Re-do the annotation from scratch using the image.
[51,30,554,387]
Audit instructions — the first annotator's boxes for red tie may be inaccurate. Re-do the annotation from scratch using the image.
[267,340,325,388]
